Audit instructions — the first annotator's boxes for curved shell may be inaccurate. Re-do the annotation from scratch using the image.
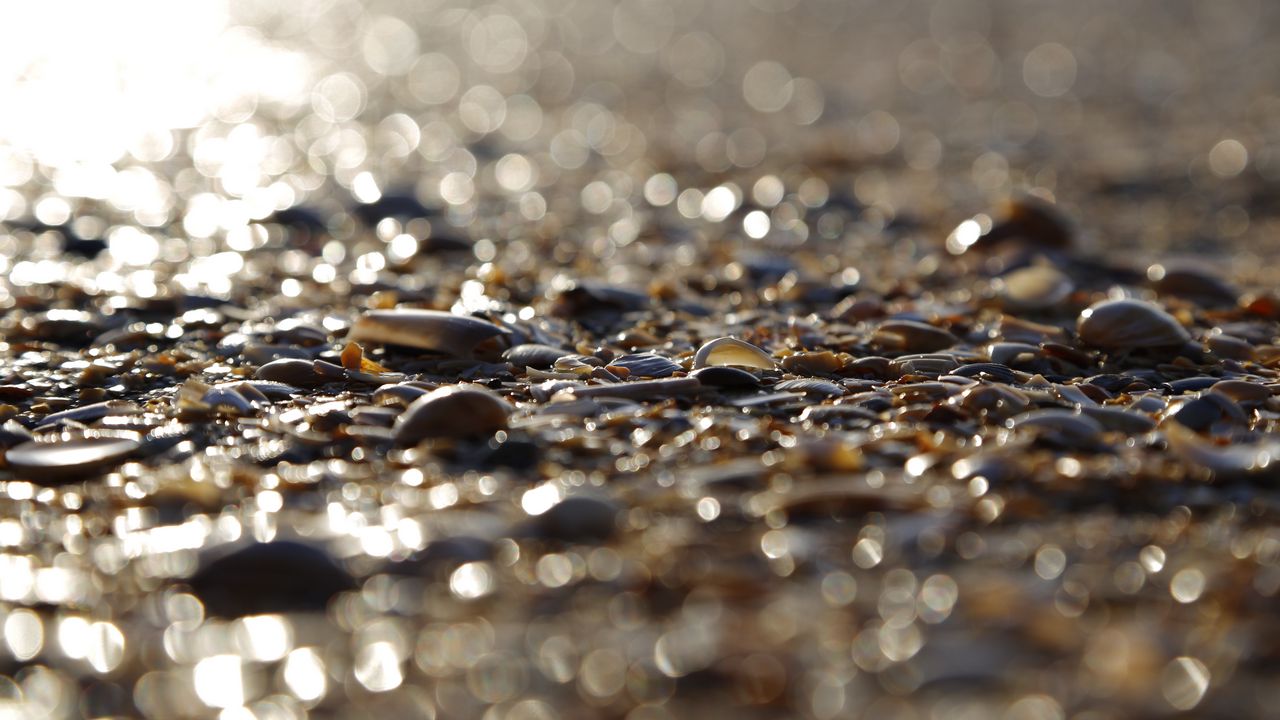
[347,309,509,356]
[873,320,958,353]
[6,436,141,482]
[1008,408,1104,443]
[394,385,511,444]
[1077,299,1190,349]
[255,358,324,385]
[503,343,571,369]
[692,337,775,370]
[608,352,682,378]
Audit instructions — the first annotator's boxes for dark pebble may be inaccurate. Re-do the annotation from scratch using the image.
[189,541,355,617]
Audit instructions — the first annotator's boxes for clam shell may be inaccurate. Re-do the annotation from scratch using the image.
[774,378,845,397]
[1165,423,1280,478]
[503,343,571,369]
[608,352,682,378]
[6,435,141,482]
[394,385,511,444]
[347,309,509,356]
[780,351,844,375]
[690,366,761,388]
[33,400,140,429]
[1077,299,1190,349]
[692,337,776,370]
[255,359,325,385]
[874,320,958,353]
[1008,409,1104,443]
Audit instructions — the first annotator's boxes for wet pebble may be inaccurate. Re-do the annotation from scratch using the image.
[394,384,511,444]
[527,496,621,543]
[1077,298,1190,349]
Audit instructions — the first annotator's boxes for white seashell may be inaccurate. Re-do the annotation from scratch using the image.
[692,337,775,370]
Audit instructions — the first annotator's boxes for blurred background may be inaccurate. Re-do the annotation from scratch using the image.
[2,0,1278,266]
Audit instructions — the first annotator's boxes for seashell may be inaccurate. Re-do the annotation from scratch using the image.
[997,316,1068,345]
[503,343,572,369]
[1008,408,1104,444]
[780,351,844,375]
[241,342,314,365]
[373,382,432,407]
[774,378,845,397]
[347,309,509,356]
[1080,406,1156,434]
[946,195,1074,255]
[956,384,1031,417]
[1164,394,1246,432]
[201,386,257,416]
[874,320,958,353]
[889,354,959,377]
[798,404,880,426]
[394,385,511,444]
[607,352,683,378]
[1077,299,1190,349]
[987,342,1040,366]
[255,359,325,386]
[692,337,776,370]
[0,420,34,449]
[1211,379,1270,404]
[1148,264,1238,306]
[190,541,355,617]
[1206,332,1253,361]
[951,363,1018,383]
[690,366,761,388]
[33,400,140,429]
[558,376,702,401]
[1164,423,1280,479]
[997,265,1073,310]
[6,435,141,482]
[846,356,893,379]
[235,381,299,399]
[890,382,955,404]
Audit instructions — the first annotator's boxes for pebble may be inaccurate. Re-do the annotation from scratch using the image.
[394,384,511,444]
[189,541,355,617]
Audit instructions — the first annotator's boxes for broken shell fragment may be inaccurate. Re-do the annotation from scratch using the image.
[347,309,509,356]
[692,337,776,370]
[6,435,141,482]
[394,384,511,444]
[1077,298,1190,349]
